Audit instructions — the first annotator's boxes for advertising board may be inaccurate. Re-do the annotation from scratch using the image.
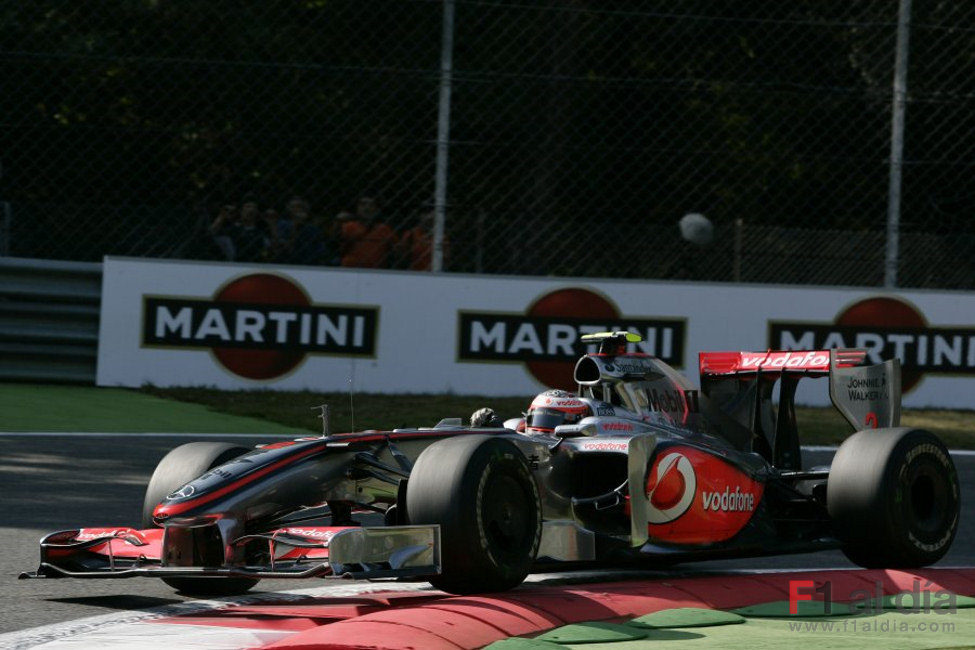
[97,256,975,407]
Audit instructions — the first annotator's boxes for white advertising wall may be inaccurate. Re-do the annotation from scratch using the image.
[97,256,975,408]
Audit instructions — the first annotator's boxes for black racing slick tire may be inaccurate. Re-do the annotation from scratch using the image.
[406,435,542,594]
[827,428,959,569]
[142,442,258,597]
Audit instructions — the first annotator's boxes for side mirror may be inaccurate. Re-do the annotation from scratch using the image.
[554,423,597,437]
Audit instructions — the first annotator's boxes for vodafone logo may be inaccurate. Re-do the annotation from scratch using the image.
[281,527,340,542]
[75,528,132,541]
[580,441,629,452]
[142,273,378,380]
[645,452,696,524]
[701,486,756,513]
[549,399,584,408]
[646,445,764,544]
[771,296,975,392]
[737,350,831,370]
[458,288,685,389]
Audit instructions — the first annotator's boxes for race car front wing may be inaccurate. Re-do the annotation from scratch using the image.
[19,523,441,582]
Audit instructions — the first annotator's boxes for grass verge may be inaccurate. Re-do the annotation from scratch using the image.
[3,383,973,448]
[0,383,296,434]
[144,386,975,449]
[141,386,527,435]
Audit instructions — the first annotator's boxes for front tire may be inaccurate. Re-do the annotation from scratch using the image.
[406,435,542,594]
[827,428,959,568]
[143,442,259,597]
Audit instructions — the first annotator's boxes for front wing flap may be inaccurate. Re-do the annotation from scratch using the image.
[20,524,440,581]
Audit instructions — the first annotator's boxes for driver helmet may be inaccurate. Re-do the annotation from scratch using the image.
[525,389,590,434]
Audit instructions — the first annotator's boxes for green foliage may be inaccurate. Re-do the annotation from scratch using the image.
[5,1,975,275]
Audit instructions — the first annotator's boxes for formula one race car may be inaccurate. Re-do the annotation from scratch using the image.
[21,332,960,596]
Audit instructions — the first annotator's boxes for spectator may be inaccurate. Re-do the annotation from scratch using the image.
[235,198,274,262]
[209,197,272,262]
[337,196,397,268]
[176,202,227,261]
[396,209,448,271]
[264,207,282,258]
[208,203,238,260]
[276,196,330,265]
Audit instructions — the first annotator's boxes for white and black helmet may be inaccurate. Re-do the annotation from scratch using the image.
[525,389,590,433]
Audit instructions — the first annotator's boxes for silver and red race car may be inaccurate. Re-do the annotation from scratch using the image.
[21,332,960,595]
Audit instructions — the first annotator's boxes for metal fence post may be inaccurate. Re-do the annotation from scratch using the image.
[885,0,912,288]
[733,218,743,283]
[432,0,455,273]
[0,156,7,257]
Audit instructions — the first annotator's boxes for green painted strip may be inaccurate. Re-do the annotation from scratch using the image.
[536,622,648,644]
[854,593,975,612]
[485,639,566,650]
[732,600,857,618]
[628,607,745,628]
[551,609,975,649]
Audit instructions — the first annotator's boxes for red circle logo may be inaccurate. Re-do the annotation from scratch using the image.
[835,296,927,392]
[645,452,696,524]
[212,274,310,380]
[525,288,619,390]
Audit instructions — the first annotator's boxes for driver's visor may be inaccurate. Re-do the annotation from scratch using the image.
[527,408,581,432]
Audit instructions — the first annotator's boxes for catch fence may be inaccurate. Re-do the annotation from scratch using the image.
[3,1,974,287]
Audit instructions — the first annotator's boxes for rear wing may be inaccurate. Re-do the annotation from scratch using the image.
[699,348,900,431]
[699,349,865,377]
[698,349,901,469]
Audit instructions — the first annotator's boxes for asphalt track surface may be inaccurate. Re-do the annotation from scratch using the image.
[1,434,972,636]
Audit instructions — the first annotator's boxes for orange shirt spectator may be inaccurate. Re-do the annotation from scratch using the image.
[340,219,397,267]
[339,197,396,268]
[397,212,449,271]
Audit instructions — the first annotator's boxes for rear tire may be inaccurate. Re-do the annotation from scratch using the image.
[827,428,959,568]
[142,442,259,597]
[406,435,542,594]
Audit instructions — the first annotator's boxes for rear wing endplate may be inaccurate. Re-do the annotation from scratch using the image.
[828,350,901,431]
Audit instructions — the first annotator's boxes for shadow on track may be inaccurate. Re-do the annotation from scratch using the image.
[48,595,182,610]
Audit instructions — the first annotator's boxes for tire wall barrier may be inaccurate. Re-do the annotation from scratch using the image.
[0,256,102,383]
